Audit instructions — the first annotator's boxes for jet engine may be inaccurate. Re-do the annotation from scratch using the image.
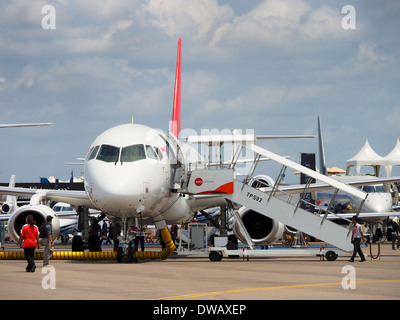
[8,205,60,243]
[248,174,274,189]
[233,207,284,246]
[232,174,284,246]
[1,203,11,213]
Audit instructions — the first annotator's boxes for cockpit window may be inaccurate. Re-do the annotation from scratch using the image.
[361,185,387,193]
[121,144,146,163]
[154,147,164,160]
[361,186,375,193]
[53,205,74,212]
[146,145,158,160]
[97,145,120,163]
[87,145,100,161]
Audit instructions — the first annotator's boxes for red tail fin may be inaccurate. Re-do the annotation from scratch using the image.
[171,38,182,138]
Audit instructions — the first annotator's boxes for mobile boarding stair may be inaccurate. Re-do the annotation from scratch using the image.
[179,134,367,261]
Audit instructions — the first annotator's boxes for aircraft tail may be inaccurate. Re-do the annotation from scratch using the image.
[2,174,17,213]
[171,38,182,138]
[318,116,328,176]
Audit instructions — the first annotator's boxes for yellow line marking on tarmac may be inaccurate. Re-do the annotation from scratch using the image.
[152,279,400,300]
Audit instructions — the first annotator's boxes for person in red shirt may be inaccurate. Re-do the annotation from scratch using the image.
[17,215,41,272]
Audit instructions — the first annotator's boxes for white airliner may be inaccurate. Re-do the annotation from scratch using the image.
[315,116,399,240]
[1,40,399,260]
[1,198,79,241]
[0,175,17,214]
[0,176,81,240]
[0,39,225,262]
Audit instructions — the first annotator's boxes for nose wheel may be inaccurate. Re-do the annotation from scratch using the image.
[116,244,137,263]
[116,217,137,263]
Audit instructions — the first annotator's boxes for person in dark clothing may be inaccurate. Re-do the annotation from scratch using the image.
[112,219,121,252]
[134,226,145,252]
[101,220,108,244]
[171,225,178,245]
[42,215,54,267]
[391,217,399,250]
[348,216,366,262]
[106,220,113,245]
[89,217,102,251]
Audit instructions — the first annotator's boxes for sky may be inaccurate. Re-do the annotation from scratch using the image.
[0,0,399,183]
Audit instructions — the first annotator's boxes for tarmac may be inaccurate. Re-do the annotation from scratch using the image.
[0,241,399,303]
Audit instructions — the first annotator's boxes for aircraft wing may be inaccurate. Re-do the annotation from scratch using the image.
[269,176,400,196]
[0,123,52,128]
[321,212,400,221]
[0,210,80,221]
[0,214,12,222]
[323,212,399,218]
[194,157,280,168]
[0,186,94,209]
[186,134,315,144]
[256,135,316,140]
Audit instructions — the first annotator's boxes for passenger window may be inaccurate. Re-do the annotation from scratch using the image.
[146,145,159,160]
[87,145,100,161]
[121,144,146,162]
[97,145,120,163]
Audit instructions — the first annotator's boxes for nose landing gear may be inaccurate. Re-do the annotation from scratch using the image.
[116,245,137,263]
[116,217,137,263]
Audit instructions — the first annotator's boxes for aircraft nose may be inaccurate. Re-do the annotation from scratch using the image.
[86,166,142,211]
[363,194,392,212]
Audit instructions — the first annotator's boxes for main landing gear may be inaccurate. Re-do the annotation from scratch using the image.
[72,206,106,252]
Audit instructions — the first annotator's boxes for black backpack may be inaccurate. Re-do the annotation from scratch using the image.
[39,223,47,239]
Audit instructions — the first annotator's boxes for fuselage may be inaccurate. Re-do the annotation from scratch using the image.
[317,184,393,222]
[84,123,194,224]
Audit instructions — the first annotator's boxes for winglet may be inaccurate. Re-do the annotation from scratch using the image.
[171,38,182,138]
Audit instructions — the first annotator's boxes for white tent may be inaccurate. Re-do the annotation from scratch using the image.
[382,138,400,177]
[346,139,385,176]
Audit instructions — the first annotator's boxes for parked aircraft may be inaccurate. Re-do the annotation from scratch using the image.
[0,40,398,260]
[1,186,99,244]
[0,175,81,240]
[0,174,17,214]
[0,39,222,261]
[315,116,399,240]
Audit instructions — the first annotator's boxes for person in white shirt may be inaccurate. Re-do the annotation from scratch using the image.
[349,216,366,262]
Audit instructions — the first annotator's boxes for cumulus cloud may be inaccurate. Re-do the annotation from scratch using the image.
[328,41,392,77]
[142,0,234,40]
[201,84,329,114]
[212,0,347,48]
[101,19,133,40]
[0,0,398,181]
[353,41,390,72]
[0,66,38,93]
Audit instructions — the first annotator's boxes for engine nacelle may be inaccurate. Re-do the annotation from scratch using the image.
[2,203,11,213]
[233,207,284,246]
[8,205,60,243]
[248,175,275,189]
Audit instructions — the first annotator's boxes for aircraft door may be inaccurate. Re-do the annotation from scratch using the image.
[167,133,187,188]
